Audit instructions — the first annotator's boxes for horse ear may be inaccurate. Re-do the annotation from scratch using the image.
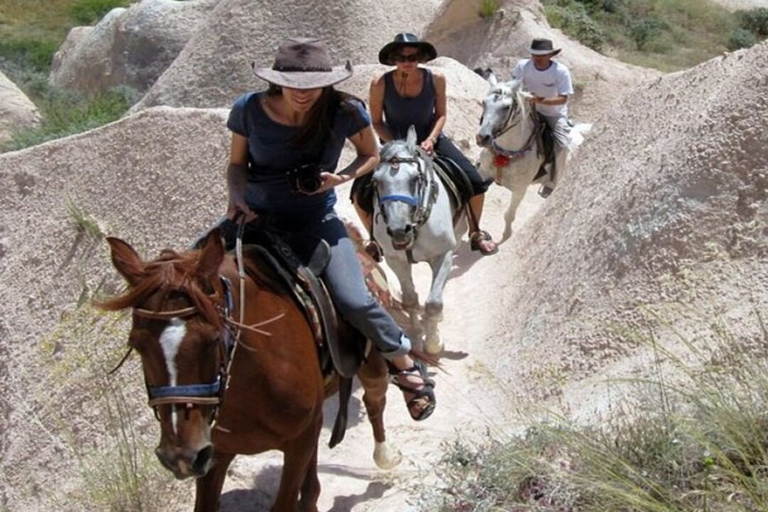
[488,72,498,87]
[196,228,225,281]
[406,125,418,147]
[106,237,145,287]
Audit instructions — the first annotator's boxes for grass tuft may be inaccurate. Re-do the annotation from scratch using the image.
[428,310,768,511]
[479,0,500,19]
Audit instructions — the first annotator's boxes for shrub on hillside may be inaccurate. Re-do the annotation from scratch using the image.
[629,17,663,51]
[728,27,758,51]
[737,7,768,37]
[544,2,606,51]
[69,0,129,25]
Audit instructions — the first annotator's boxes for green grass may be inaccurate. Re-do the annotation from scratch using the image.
[479,0,500,19]
[427,310,768,511]
[2,86,138,152]
[0,0,135,153]
[35,304,178,510]
[542,0,746,71]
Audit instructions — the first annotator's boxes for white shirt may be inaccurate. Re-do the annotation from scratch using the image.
[512,59,573,117]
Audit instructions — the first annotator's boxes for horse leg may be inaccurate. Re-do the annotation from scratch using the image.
[272,420,322,512]
[386,256,421,340]
[194,451,235,512]
[502,186,526,242]
[423,251,452,355]
[357,350,402,469]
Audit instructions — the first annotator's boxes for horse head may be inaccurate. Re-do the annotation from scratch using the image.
[476,77,531,148]
[100,230,229,479]
[373,125,435,250]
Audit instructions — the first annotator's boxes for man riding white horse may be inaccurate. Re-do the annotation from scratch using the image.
[511,38,574,198]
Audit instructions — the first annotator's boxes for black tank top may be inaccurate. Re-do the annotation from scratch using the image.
[383,68,436,143]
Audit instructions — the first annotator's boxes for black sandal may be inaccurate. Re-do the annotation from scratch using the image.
[469,230,498,256]
[387,360,436,421]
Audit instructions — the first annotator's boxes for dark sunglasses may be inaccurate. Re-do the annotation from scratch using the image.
[394,53,420,63]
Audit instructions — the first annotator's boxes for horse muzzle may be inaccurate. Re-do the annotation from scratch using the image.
[476,133,492,148]
[387,227,415,251]
[155,442,214,479]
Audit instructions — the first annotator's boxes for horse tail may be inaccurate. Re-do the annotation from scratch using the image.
[570,122,593,149]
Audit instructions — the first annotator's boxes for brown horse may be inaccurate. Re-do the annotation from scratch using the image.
[98,228,400,512]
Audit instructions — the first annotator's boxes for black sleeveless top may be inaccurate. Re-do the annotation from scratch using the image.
[383,68,437,143]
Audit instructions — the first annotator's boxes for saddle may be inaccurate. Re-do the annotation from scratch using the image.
[209,219,372,447]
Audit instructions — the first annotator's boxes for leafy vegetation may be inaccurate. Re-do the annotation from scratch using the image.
[0,0,134,152]
[479,0,500,19]
[69,0,129,25]
[542,0,766,71]
[427,311,768,511]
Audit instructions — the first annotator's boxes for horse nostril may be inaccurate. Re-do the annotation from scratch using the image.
[386,227,394,238]
[476,134,490,146]
[404,225,413,234]
[155,447,175,472]
[193,444,214,475]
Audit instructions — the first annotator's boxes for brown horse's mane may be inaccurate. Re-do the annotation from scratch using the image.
[98,245,295,329]
[97,248,223,328]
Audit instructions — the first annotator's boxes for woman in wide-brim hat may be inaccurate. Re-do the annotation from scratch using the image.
[219,36,436,422]
[351,32,499,257]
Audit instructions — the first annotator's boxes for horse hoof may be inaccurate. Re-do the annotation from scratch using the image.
[425,339,443,355]
[374,441,402,470]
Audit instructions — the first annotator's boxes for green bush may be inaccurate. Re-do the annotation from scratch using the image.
[629,17,663,51]
[728,27,758,51]
[69,0,129,25]
[737,7,768,37]
[545,3,606,51]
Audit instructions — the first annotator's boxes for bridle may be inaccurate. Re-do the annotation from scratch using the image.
[132,277,238,424]
[109,218,284,425]
[485,88,538,161]
[374,147,438,235]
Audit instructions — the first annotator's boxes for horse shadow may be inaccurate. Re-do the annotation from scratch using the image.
[220,465,392,512]
[447,240,484,279]
[219,466,281,511]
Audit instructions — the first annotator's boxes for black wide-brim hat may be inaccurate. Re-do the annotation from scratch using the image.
[527,38,562,56]
[378,33,438,65]
[253,37,353,89]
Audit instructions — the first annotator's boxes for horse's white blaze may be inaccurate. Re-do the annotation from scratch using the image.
[160,318,186,433]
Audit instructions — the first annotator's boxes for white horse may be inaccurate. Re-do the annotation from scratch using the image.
[475,73,591,241]
[371,126,465,355]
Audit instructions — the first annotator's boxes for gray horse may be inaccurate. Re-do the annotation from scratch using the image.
[371,126,466,354]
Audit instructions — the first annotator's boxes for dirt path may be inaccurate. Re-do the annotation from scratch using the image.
[202,183,545,511]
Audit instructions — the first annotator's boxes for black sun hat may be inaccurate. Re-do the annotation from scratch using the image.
[378,33,438,65]
[527,38,562,56]
[252,37,353,89]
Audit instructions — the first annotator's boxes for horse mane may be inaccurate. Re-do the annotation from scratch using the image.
[380,139,433,167]
[97,248,223,328]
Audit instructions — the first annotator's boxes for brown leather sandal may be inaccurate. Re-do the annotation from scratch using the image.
[387,360,436,421]
[469,230,498,256]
